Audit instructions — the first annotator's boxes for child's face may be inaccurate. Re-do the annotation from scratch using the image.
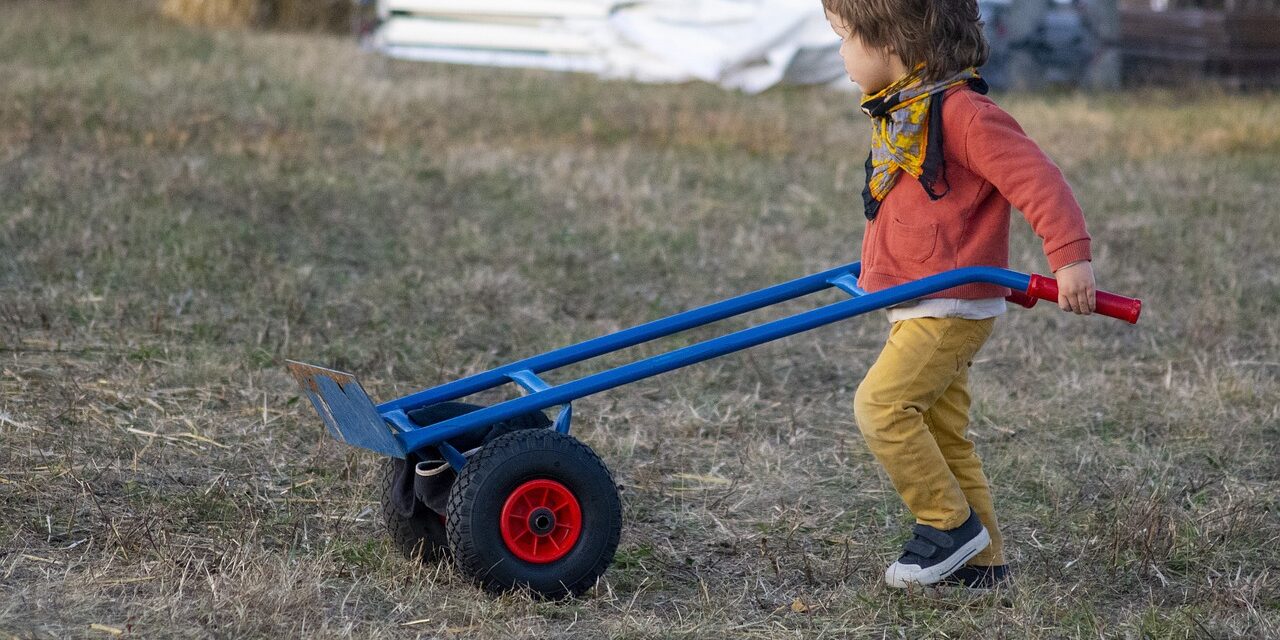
[824,10,909,95]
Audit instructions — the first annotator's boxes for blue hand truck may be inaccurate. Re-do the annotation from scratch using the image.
[286,260,1141,598]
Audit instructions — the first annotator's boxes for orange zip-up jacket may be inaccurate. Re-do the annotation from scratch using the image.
[855,85,1093,300]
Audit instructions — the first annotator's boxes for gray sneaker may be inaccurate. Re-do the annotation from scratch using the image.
[884,509,990,588]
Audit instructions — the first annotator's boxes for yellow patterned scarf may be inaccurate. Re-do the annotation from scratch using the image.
[860,66,987,220]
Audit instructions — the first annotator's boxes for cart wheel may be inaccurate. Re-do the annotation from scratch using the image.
[379,402,554,564]
[446,429,621,599]
[377,401,487,562]
[379,456,449,561]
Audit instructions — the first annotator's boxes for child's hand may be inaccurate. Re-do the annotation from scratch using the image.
[1053,260,1096,314]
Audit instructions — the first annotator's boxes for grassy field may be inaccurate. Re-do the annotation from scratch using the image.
[2,2,1278,638]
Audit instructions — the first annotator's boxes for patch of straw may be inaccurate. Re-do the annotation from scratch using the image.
[159,0,351,32]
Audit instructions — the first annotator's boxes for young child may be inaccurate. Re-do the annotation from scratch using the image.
[822,0,1099,590]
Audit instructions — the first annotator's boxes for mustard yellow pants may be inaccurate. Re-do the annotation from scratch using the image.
[853,316,1004,566]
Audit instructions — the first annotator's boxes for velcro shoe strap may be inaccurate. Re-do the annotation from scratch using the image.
[903,538,939,558]
[912,524,956,549]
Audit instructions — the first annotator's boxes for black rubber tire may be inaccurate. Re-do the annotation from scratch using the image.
[446,429,621,599]
[379,456,450,561]
[379,401,554,563]
[378,401,488,562]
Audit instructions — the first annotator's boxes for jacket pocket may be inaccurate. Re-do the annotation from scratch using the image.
[889,215,938,263]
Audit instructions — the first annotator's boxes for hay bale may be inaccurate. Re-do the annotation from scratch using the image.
[272,0,353,32]
[160,0,353,33]
[160,0,264,29]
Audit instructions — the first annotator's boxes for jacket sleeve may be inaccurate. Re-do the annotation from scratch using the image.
[961,102,1092,272]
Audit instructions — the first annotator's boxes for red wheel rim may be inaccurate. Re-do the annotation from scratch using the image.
[499,479,582,563]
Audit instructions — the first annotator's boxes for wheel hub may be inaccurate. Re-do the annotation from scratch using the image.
[527,507,555,535]
[499,478,582,563]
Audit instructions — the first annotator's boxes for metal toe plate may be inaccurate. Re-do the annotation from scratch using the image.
[286,360,405,458]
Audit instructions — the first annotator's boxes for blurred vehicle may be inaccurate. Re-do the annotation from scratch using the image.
[979,0,1097,90]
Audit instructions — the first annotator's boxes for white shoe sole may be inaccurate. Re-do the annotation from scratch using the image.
[884,526,991,588]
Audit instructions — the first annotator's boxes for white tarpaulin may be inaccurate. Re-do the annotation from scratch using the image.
[372,0,845,93]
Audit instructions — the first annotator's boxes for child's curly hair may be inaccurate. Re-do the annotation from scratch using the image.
[822,0,989,82]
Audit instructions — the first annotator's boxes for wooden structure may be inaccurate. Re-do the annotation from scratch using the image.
[1120,0,1280,85]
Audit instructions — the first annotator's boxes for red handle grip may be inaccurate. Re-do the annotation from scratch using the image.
[1025,274,1142,324]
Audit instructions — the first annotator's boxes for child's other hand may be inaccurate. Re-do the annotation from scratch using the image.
[1053,260,1095,314]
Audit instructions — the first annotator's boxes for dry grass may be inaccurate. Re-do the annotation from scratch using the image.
[1,1,1278,638]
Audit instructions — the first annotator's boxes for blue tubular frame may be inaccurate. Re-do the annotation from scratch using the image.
[385,260,1032,465]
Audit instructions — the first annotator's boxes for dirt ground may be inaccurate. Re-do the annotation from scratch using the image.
[1,2,1277,638]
